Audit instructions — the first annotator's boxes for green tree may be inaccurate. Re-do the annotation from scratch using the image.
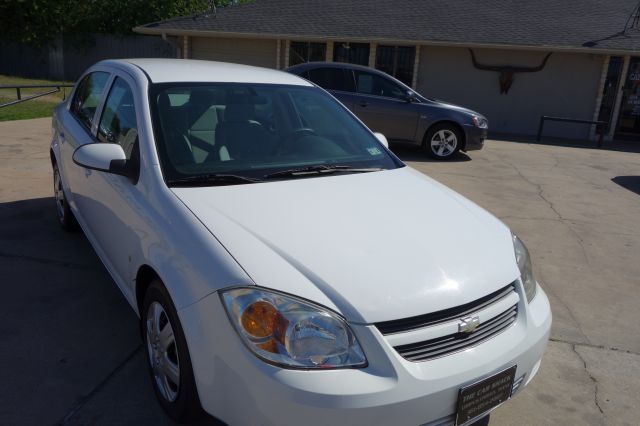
[0,0,245,47]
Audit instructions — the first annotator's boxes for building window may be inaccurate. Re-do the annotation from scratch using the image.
[333,42,370,66]
[289,42,327,67]
[375,45,416,87]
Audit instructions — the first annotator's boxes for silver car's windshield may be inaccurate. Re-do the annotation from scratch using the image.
[149,83,402,185]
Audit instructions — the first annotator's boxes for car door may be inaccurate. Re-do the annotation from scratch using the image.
[305,67,359,112]
[352,70,419,142]
[59,70,111,212]
[70,73,146,298]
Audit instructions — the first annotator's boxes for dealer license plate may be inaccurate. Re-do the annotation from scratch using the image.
[455,365,517,425]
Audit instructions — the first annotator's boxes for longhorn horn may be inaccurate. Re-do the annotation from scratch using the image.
[468,49,504,72]
[469,49,553,73]
[511,52,553,73]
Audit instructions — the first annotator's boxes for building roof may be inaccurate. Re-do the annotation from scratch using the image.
[134,0,640,54]
[104,58,312,84]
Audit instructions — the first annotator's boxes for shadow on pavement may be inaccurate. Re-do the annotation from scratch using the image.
[0,197,224,425]
[389,143,472,163]
[490,133,640,154]
[612,176,640,196]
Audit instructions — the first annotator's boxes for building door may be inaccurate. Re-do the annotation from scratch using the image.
[615,57,640,140]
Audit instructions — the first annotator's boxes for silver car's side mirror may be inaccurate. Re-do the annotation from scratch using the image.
[373,132,389,148]
[73,143,136,179]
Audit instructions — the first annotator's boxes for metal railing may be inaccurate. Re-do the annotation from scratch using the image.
[537,116,608,148]
[0,84,75,108]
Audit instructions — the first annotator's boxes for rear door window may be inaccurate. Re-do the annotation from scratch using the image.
[307,68,354,92]
[70,71,110,132]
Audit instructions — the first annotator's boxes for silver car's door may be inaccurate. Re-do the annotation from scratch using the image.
[352,70,419,142]
[70,72,147,300]
[59,70,111,213]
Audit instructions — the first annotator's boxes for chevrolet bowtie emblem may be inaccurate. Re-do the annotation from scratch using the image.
[458,316,480,334]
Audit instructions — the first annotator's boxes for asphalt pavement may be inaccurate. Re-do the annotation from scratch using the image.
[1,118,639,426]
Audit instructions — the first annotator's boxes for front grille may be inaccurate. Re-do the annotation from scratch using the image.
[394,303,518,362]
[375,283,516,335]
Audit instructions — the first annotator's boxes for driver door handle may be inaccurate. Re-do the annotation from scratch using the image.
[359,101,369,107]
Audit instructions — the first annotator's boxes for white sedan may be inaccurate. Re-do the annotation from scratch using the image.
[51,59,551,426]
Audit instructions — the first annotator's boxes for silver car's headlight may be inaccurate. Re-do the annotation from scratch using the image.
[512,234,537,302]
[221,287,367,369]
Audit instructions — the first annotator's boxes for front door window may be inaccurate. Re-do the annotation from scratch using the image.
[615,57,640,139]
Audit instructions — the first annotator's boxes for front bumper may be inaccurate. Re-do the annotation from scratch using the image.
[180,286,551,426]
[463,124,487,151]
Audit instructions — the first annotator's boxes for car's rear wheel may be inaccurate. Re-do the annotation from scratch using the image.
[424,124,462,160]
[142,280,204,423]
[53,164,78,230]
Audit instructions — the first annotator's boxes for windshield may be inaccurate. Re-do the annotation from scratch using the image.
[149,83,402,185]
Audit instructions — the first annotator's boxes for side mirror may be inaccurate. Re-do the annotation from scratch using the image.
[405,90,418,103]
[373,132,389,148]
[73,143,136,179]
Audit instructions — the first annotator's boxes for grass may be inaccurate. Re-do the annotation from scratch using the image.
[0,75,74,122]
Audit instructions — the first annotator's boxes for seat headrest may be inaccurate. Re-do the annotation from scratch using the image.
[189,90,214,106]
[158,92,171,112]
[224,103,255,122]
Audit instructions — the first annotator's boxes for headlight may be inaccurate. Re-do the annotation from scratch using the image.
[221,287,367,369]
[512,234,537,302]
[472,115,488,128]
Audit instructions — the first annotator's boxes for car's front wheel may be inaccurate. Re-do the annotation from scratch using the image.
[424,124,462,160]
[53,163,78,230]
[142,280,204,423]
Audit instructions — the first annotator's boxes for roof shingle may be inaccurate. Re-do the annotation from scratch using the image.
[135,0,640,53]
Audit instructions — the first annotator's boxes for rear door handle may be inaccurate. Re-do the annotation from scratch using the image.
[359,101,369,107]
[84,168,92,177]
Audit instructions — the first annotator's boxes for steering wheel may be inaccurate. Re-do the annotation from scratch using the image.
[288,128,316,141]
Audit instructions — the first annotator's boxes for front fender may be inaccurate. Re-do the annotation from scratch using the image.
[131,173,253,314]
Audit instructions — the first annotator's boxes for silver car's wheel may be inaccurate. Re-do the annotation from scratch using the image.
[430,129,458,157]
[146,301,181,402]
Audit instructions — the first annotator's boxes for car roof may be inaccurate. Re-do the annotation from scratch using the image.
[97,58,313,86]
[287,61,382,74]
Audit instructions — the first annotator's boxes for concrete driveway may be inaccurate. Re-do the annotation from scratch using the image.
[1,117,639,426]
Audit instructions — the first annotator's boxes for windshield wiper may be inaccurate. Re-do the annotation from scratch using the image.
[263,165,384,180]
[168,173,262,187]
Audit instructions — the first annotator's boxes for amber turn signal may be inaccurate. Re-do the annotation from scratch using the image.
[241,300,279,338]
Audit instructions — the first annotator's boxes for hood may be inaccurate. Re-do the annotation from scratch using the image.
[172,167,519,324]
[428,99,483,118]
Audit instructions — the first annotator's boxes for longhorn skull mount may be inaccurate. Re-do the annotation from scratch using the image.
[469,49,553,94]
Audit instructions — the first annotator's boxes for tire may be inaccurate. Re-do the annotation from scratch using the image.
[53,163,78,231]
[142,280,205,423]
[423,123,462,160]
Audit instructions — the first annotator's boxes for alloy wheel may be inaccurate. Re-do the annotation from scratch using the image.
[146,301,181,402]
[430,130,458,157]
[53,168,66,221]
